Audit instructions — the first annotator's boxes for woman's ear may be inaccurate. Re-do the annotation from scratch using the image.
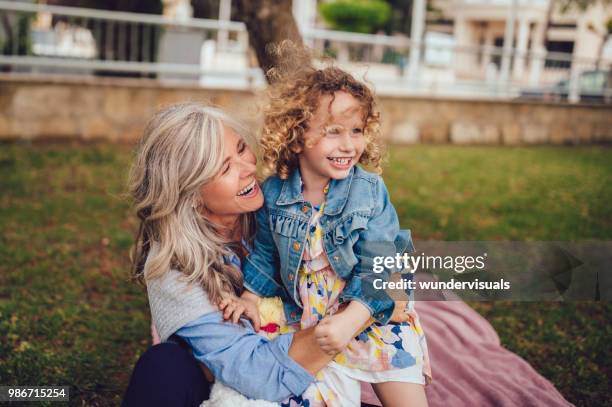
[199,203,213,218]
[193,195,211,218]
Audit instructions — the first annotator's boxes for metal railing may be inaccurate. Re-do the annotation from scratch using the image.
[0,0,260,85]
[1,0,611,102]
[303,29,612,102]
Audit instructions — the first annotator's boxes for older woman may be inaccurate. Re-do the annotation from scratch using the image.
[122,103,339,406]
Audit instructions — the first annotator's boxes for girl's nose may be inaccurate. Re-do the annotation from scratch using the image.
[339,132,355,152]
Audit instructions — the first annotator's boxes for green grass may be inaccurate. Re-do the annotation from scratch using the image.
[0,142,610,406]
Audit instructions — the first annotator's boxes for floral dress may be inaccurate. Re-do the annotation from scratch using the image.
[258,191,432,407]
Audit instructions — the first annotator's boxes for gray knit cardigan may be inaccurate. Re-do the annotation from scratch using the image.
[145,244,216,342]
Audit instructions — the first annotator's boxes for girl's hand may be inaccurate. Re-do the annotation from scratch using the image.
[315,313,357,355]
[218,297,261,331]
[389,301,411,323]
[338,301,410,339]
[314,301,373,354]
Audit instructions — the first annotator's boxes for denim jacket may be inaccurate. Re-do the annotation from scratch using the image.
[243,165,414,325]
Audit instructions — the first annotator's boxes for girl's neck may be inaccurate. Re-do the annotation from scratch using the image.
[298,161,330,207]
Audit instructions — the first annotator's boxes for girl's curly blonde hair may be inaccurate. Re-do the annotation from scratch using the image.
[260,45,383,179]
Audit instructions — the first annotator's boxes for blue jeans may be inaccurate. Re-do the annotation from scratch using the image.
[122,339,211,407]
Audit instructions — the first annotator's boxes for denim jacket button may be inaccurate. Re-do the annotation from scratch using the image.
[377,312,384,320]
[290,311,297,319]
[292,241,301,251]
[333,255,339,261]
[288,273,295,281]
[301,205,309,213]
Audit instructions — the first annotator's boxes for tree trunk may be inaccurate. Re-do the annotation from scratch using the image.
[235,0,303,83]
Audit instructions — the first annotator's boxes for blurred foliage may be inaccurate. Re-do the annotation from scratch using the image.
[0,13,33,56]
[191,0,241,20]
[319,0,392,34]
[384,0,413,36]
[47,0,163,78]
[557,0,612,13]
[382,48,403,64]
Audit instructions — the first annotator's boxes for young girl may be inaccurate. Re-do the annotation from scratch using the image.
[231,64,432,407]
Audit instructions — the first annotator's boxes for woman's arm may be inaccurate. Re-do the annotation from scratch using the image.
[288,326,336,374]
[175,312,334,402]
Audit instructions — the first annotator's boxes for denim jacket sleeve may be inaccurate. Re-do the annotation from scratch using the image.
[242,203,284,297]
[175,312,314,402]
[340,178,407,325]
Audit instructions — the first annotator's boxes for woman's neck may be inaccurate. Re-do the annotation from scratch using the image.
[205,213,241,242]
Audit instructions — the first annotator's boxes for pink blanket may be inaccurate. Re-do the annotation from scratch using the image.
[361,300,574,406]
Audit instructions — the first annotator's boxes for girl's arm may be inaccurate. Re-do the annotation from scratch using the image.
[340,178,413,325]
[312,300,413,354]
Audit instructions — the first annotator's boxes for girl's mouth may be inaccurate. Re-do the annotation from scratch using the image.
[236,180,258,198]
[327,156,353,170]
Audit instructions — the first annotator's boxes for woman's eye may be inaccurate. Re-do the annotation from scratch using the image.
[222,163,230,175]
[352,128,363,134]
[238,141,246,154]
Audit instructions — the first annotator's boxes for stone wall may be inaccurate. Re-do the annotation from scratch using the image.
[0,75,260,142]
[380,96,612,145]
[1,75,611,144]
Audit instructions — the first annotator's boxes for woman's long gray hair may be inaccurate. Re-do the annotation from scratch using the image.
[128,102,255,304]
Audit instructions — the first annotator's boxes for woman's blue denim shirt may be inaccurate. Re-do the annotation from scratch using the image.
[243,165,414,325]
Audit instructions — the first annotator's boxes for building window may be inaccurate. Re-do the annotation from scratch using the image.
[545,40,574,69]
[492,37,504,68]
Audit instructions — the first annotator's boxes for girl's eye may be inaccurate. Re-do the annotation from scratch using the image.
[325,127,341,136]
[352,128,363,134]
[222,162,230,175]
[238,141,247,154]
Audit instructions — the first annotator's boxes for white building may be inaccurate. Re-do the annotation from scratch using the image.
[429,0,612,85]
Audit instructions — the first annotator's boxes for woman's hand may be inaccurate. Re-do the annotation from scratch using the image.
[240,290,261,306]
[218,296,261,331]
[198,362,215,383]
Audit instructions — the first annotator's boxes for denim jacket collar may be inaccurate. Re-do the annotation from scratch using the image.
[275,168,304,206]
[275,166,354,216]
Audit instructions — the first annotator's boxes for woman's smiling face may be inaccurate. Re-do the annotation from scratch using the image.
[199,125,263,224]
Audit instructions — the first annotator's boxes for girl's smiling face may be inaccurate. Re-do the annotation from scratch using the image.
[299,91,366,184]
